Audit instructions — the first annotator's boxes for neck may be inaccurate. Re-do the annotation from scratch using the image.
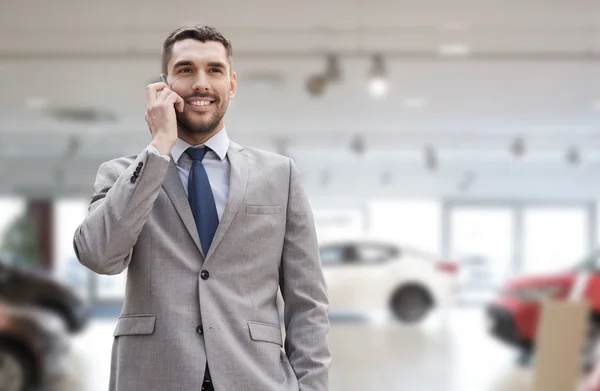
[178,123,224,146]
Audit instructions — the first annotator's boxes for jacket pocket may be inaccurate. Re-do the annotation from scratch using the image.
[247,321,283,346]
[113,314,157,337]
[245,205,281,215]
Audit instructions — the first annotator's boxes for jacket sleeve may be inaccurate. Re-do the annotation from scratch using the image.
[279,158,331,391]
[73,146,170,275]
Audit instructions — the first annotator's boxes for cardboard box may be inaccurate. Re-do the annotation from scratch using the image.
[530,300,590,391]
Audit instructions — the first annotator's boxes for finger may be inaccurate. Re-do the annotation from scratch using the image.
[146,82,168,104]
[156,87,172,102]
[174,92,185,112]
[165,91,185,113]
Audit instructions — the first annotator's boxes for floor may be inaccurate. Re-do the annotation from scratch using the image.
[50,307,533,391]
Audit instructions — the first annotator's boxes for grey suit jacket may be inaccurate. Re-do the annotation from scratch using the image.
[73,141,331,391]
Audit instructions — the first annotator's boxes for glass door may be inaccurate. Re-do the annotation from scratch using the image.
[449,207,516,300]
[522,206,589,274]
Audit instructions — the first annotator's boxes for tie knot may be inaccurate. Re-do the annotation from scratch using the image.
[186,146,210,161]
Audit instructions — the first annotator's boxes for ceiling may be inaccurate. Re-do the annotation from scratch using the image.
[1,0,600,199]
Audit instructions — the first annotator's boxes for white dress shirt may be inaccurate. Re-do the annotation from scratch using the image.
[146,128,231,220]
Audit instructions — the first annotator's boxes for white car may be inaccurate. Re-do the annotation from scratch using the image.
[318,238,460,323]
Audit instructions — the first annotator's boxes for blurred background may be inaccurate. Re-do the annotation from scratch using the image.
[1,0,600,390]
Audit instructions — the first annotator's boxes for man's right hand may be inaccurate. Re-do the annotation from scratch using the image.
[145,82,184,156]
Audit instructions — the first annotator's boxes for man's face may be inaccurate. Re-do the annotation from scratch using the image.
[166,39,237,136]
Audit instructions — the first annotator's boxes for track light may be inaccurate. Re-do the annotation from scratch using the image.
[350,135,366,156]
[510,137,526,158]
[566,146,581,166]
[368,54,388,98]
[424,144,438,171]
[324,54,342,82]
[306,74,327,97]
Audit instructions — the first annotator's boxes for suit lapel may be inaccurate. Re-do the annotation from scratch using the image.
[162,159,204,256]
[205,142,249,260]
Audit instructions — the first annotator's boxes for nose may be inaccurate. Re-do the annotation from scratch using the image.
[192,70,210,91]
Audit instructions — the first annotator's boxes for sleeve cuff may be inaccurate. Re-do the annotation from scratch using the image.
[146,144,171,162]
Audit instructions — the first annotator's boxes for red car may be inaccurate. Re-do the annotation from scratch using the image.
[487,252,600,361]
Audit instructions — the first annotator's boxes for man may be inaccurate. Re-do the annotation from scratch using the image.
[73,25,331,391]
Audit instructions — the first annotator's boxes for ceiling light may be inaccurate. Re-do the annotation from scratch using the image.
[368,54,389,98]
[369,78,389,98]
[424,144,438,171]
[351,135,366,156]
[438,43,471,56]
[324,54,342,82]
[566,146,581,166]
[306,74,327,97]
[510,137,526,158]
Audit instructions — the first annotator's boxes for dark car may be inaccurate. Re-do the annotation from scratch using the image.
[0,262,90,334]
[0,302,70,391]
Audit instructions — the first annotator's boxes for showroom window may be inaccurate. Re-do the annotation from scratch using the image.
[367,199,441,255]
[522,206,588,274]
[312,208,364,241]
[54,198,127,303]
[0,197,26,262]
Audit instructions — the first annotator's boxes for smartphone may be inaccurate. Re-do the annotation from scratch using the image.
[159,74,167,83]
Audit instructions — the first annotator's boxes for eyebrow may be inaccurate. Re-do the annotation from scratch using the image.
[172,60,194,69]
[172,60,227,70]
[207,61,227,70]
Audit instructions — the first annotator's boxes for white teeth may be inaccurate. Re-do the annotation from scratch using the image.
[189,100,211,107]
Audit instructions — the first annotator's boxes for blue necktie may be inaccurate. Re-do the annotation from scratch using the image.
[186,146,219,256]
[186,147,218,383]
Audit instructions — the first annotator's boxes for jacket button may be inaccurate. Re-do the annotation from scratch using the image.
[200,270,210,280]
[135,166,141,174]
[196,325,204,334]
[133,171,139,178]
[130,176,136,183]
[138,162,143,167]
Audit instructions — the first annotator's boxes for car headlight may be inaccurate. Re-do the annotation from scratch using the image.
[515,285,563,302]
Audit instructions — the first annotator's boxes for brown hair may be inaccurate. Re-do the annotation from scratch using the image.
[162,25,233,74]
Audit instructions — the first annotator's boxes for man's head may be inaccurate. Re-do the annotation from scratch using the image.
[161,25,236,140]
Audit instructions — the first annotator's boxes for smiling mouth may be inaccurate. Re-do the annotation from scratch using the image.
[185,97,216,110]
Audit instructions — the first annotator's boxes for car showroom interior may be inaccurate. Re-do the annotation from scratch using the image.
[1,0,600,390]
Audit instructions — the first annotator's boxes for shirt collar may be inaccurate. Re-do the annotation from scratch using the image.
[171,128,230,164]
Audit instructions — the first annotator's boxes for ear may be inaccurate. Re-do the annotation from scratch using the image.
[229,71,237,99]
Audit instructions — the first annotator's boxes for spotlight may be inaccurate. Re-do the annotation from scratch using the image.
[368,54,389,98]
[351,135,366,156]
[424,144,438,171]
[306,74,327,97]
[566,146,581,166]
[324,54,342,82]
[510,137,526,158]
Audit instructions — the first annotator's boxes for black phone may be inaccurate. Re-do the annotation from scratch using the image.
[159,74,167,83]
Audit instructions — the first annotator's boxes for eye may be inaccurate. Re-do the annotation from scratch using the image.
[209,68,223,74]
[178,68,192,74]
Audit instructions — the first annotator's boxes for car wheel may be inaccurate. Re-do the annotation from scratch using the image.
[0,342,35,391]
[390,285,433,323]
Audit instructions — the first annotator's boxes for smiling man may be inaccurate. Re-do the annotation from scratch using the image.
[73,25,331,391]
